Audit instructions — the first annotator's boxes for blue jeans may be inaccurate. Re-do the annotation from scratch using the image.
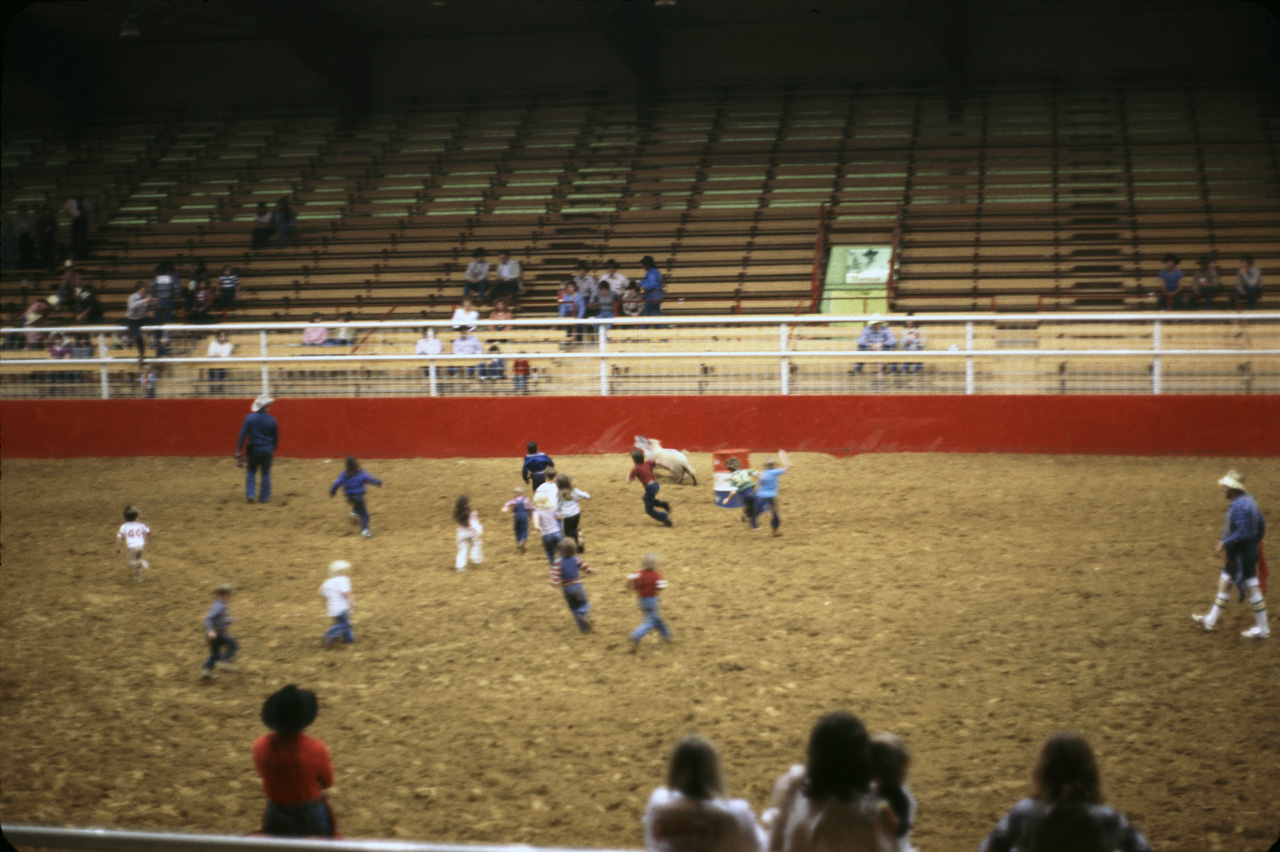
[274,214,294,248]
[464,280,488,301]
[513,516,529,545]
[754,495,781,531]
[513,374,528,394]
[324,611,355,645]
[630,596,671,642]
[643,299,662,317]
[204,634,238,670]
[562,585,592,632]
[346,495,370,531]
[643,482,670,523]
[246,448,273,502]
[541,531,563,566]
[597,307,615,332]
[262,798,333,837]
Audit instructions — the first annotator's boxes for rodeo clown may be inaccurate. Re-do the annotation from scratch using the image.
[1193,469,1270,639]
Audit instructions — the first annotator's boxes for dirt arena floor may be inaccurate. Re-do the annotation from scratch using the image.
[1,453,1277,851]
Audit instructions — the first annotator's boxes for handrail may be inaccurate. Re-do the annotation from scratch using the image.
[0,824,636,852]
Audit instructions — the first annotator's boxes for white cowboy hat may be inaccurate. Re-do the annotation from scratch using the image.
[868,313,884,326]
[251,393,275,411]
[329,560,352,575]
[1218,470,1246,491]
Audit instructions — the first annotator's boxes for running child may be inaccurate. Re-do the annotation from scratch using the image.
[870,732,918,852]
[531,487,563,566]
[555,472,591,552]
[329,455,383,539]
[453,495,484,572]
[752,449,790,537]
[550,539,596,633]
[522,441,555,490]
[501,487,535,553]
[627,448,673,527]
[319,560,355,648]
[718,457,760,529]
[626,552,671,653]
[115,504,152,582]
[201,583,238,680]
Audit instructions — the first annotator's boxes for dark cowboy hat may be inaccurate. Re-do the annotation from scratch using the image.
[261,685,318,734]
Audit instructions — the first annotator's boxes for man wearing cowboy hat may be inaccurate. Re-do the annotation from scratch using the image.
[253,685,336,836]
[236,394,278,503]
[1193,470,1270,639]
[854,314,898,375]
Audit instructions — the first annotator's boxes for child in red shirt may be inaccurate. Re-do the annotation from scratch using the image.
[626,552,671,652]
[253,685,336,837]
[627,449,673,527]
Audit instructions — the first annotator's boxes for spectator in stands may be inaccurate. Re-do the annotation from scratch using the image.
[480,344,506,381]
[451,297,480,332]
[74,283,103,324]
[302,313,331,346]
[623,281,645,318]
[764,710,898,851]
[274,197,297,249]
[207,330,233,395]
[558,280,578,340]
[189,279,217,324]
[15,207,36,269]
[47,332,71,360]
[149,260,180,356]
[124,281,152,362]
[1190,254,1221,309]
[36,204,58,271]
[219,265,241,312]
[643,733,765,852]
[573,260,599,338]
[415,328,442,357]
[496,250,522,303]
[253,684,336,837]
[332,312,358,346]
[18,294,52,349]
[63,190,91,260]
[901,316,923,374]
[1234,254,1262,309]
[450,330,484,377]
[70,334,95,359]
[252,202,274,250]
[600,258,628,299]
[597,281,618,332]
[979,732,1150,852]
[640,255,664,318]
[512,355,531,394]
[854,315,898,375]
[1156,253,1185,309]
[489,299,513,335]
[464,248,490,302]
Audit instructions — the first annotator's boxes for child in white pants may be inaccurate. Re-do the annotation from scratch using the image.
[453,495,484,571]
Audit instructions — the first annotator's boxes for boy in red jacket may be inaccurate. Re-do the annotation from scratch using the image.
[253,685,336,837]
[626,552,671,653]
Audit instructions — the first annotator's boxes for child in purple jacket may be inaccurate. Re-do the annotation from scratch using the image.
[329,456,383,539]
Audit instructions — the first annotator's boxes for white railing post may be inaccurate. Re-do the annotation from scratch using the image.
[427,329,438,397]
[259,330,270,394]
[965,322,975,395]
[780,323,790,395]
[97,333,110,399]
[599,327,609,396]
[1152,320,1162,395]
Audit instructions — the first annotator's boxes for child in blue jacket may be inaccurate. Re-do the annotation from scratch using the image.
[329,456,383,539]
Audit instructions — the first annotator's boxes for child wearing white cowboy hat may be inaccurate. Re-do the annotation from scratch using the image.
[1193,469,1270,639]
[253,685,336,837]
[319,561,355,647]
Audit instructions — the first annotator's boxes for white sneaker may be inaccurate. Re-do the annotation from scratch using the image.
[361,529,373,538]
[1241,626,1271,640]
[1191,613,1217,632]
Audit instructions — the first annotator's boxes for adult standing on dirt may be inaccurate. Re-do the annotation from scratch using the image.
[237,394,279,504]
[1193,470,1270,639]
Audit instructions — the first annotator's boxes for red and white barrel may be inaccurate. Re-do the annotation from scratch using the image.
[712,448,750,508]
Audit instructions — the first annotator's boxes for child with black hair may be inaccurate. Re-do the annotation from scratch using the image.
[627,448,673,527]
[115,504,151,582]
[329,456,383,539]
[201,583,238,680]
[522,441,555,489]
[870,732,918,852]
[454,495,484,571]
[253,685,336,837]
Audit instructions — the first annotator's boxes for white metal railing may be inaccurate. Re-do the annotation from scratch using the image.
[2,313,1277,399]
[0,824,636,852]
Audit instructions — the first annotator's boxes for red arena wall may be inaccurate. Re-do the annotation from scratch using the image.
[2,395,1277,458]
